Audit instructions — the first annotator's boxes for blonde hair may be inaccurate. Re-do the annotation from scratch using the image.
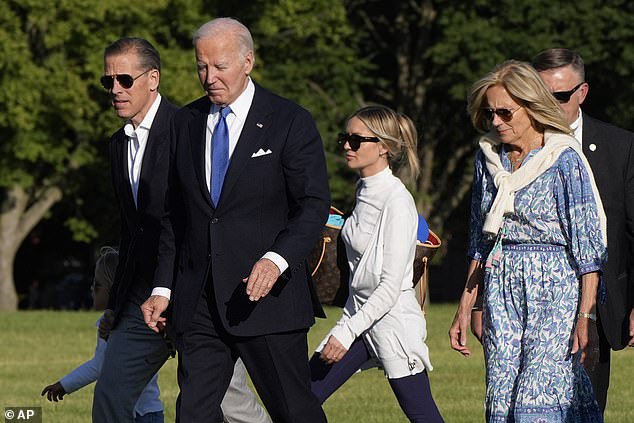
[93,246,119,293]
[467,60,571,134]
[349,105,420,184]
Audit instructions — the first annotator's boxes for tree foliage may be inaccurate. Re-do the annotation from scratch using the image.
[345,0,634,248]
[3,0,634,308]
[0,0,365,309]
[0,0,208,309]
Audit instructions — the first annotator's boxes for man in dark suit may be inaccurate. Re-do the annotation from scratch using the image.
[92,37,176,422]
[95,37,272,423]
[141,18,330,423]
[532,48,634,412]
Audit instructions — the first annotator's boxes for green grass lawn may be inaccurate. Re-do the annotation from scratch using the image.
[1,305,632,422]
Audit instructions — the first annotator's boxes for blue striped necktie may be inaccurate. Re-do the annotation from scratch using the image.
[211,106,231,206]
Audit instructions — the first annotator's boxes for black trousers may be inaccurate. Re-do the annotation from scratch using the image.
[175,285,327,423]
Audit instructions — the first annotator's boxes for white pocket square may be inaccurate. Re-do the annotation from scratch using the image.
[251,148,272,158]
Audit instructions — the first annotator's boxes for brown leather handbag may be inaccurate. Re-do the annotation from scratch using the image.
[308,207,442,309]
[308,207,349,307]
[413,230,442,311]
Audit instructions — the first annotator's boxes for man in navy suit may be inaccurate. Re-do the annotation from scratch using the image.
[142,18,330,422]
[95,37,272,423]
[532,48,634,413]
[92,37,176,423]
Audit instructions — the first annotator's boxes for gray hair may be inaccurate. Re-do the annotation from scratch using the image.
[193,18,254,61]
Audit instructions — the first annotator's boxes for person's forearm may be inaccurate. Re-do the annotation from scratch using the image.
[458,259,484,312]
[579,272,599,315]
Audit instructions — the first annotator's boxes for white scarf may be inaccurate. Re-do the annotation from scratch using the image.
[479,130,607,247]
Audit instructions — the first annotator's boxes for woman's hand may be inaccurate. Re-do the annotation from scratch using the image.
[320,335,348,365]
[573,271,600,371]
[449,259,484,357]
[572,314,599,371]
[449,307,473,357]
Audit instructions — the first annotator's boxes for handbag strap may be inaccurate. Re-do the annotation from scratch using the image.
[310,235,332,276]
[417,256,429,315]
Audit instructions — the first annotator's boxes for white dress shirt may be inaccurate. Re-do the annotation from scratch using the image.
[123,94,162,207]
[151,81,287,301]
[571,108,583,146]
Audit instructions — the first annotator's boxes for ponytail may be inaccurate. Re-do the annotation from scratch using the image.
[395,112,420,184]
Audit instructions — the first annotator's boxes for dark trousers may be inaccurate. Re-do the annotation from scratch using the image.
[93,303,169,423]
[176,288,327,423]
[135,410,164,423]
[587,316,611,413]
[310,337,444,423]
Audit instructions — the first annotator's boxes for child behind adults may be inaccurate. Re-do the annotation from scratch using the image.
[42,247,164,422]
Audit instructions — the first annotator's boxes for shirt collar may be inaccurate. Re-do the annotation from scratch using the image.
[570,108,582,133]
[571,108,583,144]
[209,78,255,121]
[124,93,162,137]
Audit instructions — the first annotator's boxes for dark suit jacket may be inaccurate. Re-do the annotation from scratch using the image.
[157,84,330,336]
[582,113,634,350]
[107,97,179,323]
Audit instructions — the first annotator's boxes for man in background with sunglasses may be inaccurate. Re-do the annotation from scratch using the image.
[532,48,634,413]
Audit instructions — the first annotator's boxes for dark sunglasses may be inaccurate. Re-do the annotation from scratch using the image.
[100,68,152,90]
[481,107,520,122]
[337,133,381,151]
[552,82,584,103]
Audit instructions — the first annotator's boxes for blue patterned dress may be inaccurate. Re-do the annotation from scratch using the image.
[469,145,605,423]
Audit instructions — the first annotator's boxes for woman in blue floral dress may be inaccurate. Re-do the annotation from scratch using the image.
[449,61,606,422]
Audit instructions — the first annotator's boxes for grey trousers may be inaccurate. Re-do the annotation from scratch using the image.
[222,358,271,423]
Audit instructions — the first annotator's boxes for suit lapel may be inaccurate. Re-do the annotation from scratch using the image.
[113,129,139,223]
[189,98,215,208]
[137,100,169,211]
[219,86,273,205]
[582,113,600,170]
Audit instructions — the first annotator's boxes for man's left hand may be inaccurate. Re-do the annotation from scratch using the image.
[141,295,169,333]
[243,258,280,301]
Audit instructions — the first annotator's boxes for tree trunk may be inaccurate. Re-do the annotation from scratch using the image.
[0,185,62,310]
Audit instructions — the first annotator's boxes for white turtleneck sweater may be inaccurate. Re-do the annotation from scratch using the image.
[321,167,433,378]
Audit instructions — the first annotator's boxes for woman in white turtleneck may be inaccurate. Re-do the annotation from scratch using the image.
[310,106,444,423]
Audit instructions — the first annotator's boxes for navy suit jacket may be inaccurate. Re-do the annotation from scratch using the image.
[582,113,634,350]
[157,84,330,336]
[108,97,178,322]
